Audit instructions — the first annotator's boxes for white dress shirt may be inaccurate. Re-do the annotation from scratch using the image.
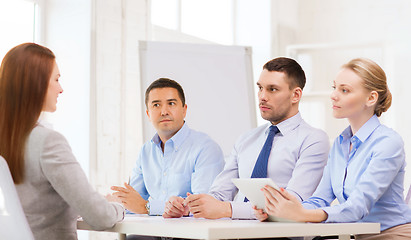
[209,112,330,219]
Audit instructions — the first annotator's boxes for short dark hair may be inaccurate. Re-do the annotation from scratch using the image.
[263,57,306,90]
[145,78,186,108]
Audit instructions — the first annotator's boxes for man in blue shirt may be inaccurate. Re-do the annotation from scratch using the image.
[111,78,224,216]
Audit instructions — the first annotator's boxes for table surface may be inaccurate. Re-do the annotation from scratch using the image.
[78,215,380,239]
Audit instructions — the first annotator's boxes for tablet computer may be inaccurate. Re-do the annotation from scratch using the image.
[232,178,295,222]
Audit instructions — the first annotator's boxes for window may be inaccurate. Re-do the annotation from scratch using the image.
[151,0,180,30]
[151,0,234,45]
[0,0,38,60]
[181,0,233,45]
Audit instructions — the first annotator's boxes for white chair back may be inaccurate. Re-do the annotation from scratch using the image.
[0,156,34,240]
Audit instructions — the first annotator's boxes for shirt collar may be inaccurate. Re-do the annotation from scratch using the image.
[37,118,54,129]
[265,112,303,136]
[151,122,189,151]
[339,114,381,143]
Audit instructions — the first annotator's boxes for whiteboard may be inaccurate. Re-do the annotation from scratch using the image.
[139,41,257,156]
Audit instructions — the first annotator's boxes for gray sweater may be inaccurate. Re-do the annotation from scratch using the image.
[16,124,124,240]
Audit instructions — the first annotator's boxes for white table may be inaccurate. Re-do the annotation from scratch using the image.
[77,215,380,240]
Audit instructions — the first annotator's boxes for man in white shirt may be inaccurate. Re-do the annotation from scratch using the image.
[163,57,330,220]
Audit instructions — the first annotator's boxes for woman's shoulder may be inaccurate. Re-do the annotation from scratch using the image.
[31,123,65,138]
[29,124,69,150]
[373,124,404,146]
[365,124,405,161]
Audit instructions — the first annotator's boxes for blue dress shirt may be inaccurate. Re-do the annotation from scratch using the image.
[129,123,225,215]
[303,115,411,231]
[209,112,330,219]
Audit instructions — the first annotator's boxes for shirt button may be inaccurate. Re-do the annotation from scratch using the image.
[162,190,166,194]
[163,172,167,176]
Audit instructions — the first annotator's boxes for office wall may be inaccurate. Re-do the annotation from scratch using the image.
[271,0,411,188]
[90,0,149,239]
[91,0,146,190]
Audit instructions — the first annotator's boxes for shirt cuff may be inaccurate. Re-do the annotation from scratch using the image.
[285,188,303,201]
[148,199,165,216]
[321,205,341,223]
[302,201,318,210]
[230,201,256,219]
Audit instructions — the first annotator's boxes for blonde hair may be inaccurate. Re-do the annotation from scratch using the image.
[342,58,392,117]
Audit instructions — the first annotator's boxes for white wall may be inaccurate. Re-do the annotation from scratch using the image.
[91,0,148,186]
[272,0,411,189]
[89,0,149,239]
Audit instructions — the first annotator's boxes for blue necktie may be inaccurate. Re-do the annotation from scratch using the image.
[244,125,279,202]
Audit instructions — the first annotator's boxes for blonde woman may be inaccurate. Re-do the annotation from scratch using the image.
[0,43,124,240]
[254,58,411,239]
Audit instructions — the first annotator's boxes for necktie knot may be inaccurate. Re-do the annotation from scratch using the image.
[269,125,279,135]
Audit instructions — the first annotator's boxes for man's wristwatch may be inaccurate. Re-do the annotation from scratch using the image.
[145,201,150,215]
